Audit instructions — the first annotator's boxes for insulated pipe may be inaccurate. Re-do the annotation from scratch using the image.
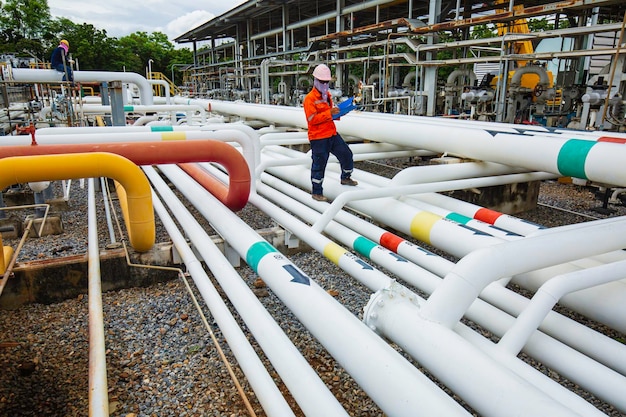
[422,218,626,329]
[197,100,626,187]
[147,191,300,417]
[158,164,472,417]
[0,153,154,252]
[8,68,154,105]
[0,141,251,212]
[498,259,626,356]
[86,178,109,416]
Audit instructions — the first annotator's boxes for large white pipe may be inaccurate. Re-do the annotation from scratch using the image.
[78,104,207,123]
[9,68,154,105]
[193,99,626,187]
[158,164,472,417]
[364,285,588,417]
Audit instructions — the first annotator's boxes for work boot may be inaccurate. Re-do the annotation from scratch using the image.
[312,194,328,202]
[341,177,358,186]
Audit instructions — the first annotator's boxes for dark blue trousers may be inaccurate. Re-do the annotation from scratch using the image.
[310,134,354,195]
[54,63,73,82]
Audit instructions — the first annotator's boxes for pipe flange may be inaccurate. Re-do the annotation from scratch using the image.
[363,280,420,335]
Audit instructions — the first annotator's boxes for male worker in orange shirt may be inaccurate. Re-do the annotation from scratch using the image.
[303,64,358,202]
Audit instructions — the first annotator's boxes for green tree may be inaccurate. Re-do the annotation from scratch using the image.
[117,31,175,74]
[0,0,50,41]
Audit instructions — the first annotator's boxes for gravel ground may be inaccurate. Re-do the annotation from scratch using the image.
[1,162,625,417]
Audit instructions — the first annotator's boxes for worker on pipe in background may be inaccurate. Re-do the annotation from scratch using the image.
[303,64,358,202]
[50,39,74,84]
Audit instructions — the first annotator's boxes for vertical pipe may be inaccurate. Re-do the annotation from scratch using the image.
[87,178,109,416]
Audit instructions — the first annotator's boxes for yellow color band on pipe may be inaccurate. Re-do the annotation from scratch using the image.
[0,152,155,252]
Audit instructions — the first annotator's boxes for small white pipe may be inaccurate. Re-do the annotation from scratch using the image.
[79,104,207,123]
[421,218,626,329]
[145,166,347,416]
[147,184,300,417]
[99,177,116,244]
[87,178,109,416]
[147,79,171,104]
[10,68,154,105]
[498,259,626,355]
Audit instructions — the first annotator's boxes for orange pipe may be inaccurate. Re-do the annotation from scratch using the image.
[0,152,155,252]
[0,140,250,211]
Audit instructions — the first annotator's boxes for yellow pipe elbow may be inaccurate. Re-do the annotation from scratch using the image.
[0,233,14,274]
[0,152,155,252]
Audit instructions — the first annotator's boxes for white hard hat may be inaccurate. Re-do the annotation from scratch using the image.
[312,64,332,81]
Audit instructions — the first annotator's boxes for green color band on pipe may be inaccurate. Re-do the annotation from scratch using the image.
[353,236,377,258]
[123,105,134,112]
[150,126,174,132]
[446,212,472,225]
[246,241,278,273]
[557,139,595,179]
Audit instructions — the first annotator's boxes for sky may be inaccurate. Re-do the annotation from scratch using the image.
[47,0,248,46]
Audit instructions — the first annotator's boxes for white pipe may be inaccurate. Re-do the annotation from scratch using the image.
[79,104,207,123]
[147,79,171,104]
[255,168,626,376]
[207,163,626,411]
[498,259,626,355]
[147,182,301,417]
[158,164,472,417]
[195,99,626,187]
[364,284,587,417]
[1,129,258,181]
[99,177,116,244]
[87,178,109,416]
[9,68,154,105]
[145,166,348,416]
[422,218,626,329]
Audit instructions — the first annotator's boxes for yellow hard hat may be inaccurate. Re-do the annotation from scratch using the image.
[60,39,69,47]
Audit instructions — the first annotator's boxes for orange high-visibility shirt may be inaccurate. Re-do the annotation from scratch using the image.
[303,87,337,140]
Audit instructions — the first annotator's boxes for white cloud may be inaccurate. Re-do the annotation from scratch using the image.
[47,0,246,45]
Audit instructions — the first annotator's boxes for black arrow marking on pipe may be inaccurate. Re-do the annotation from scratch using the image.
[283,264,310,285]
[355,259,374,270]
[489,224,522,236]
[388,252,409,262]
[457,223,491,236]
